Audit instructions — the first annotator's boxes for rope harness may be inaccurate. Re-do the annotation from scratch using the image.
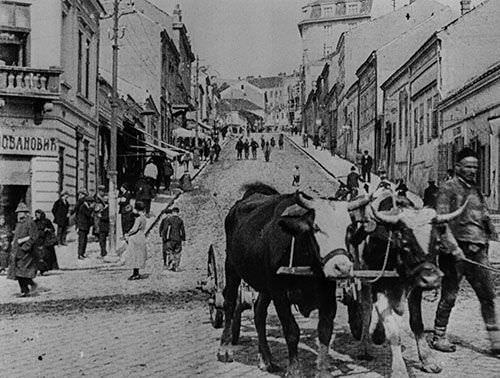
[460,256,500,274]
[366,231,392,284]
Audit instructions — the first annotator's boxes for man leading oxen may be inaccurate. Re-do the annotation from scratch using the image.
[218,183,353,376]
[346,190,469,377]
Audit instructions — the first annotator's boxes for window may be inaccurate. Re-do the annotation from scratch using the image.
[347,2,360,15]
[324,6,333,17]
[58,147,65,193]
[77,31,83,93]
[83,140,89,191]
[426,98,432,142]
[431,94,440,138]
[85,39,90,98]
[414,107,418,148]
[419,103,424,145]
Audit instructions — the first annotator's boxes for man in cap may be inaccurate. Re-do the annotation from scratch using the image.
[423,179,439,208]
[76,196,94,260]
[159,207,185,271]
[52,191,70,245]
[431,147,500,355]
[71,189,88,230]
[7,202,39,297]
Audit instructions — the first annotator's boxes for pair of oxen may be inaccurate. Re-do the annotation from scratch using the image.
[218,183,467,377]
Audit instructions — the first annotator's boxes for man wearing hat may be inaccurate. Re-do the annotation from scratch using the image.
[71,189,88,231]
[51,191,70,245]
[76,196,94,259]
[7,202,39,297]
[159,207,185,271]
[432,147,500,354]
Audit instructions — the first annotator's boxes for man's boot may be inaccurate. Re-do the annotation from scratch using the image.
[430,328,456,353]
[487,325,500,355]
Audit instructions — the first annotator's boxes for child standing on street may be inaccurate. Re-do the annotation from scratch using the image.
[292,165,301,186]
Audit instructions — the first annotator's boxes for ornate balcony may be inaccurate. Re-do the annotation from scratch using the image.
[0,66,62,100]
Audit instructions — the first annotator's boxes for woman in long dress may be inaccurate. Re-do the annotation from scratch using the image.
[123,201,148,280]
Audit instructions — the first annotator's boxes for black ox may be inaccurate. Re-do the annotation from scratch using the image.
[218,183,354,376]
[347,193,467,377]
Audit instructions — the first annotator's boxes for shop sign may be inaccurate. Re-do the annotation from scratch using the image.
[0,128,58,156]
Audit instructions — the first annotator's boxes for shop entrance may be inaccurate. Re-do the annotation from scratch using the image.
[0,185,29,229]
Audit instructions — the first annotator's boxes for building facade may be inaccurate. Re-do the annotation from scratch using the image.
[0,0,103,226]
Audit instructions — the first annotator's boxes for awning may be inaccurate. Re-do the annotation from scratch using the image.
[142,140,183,159]
[186,119,212,131]
[172,127,210,139]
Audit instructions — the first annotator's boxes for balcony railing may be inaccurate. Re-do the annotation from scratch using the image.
[0,66,62,100]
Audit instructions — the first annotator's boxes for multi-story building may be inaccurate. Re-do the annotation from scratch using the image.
[0,0,103,226]
[99,0,194,183]
[335,0,452,163]
[381,0,499,197]
[219,79,264,110]
[298,0,373,96]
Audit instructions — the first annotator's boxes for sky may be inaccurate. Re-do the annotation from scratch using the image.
[149,0,483,79]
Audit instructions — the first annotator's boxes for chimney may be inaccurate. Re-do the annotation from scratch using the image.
[460,0,471,15]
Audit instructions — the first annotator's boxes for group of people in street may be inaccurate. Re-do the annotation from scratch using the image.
[3,203,60,297]
[235,133,285,163]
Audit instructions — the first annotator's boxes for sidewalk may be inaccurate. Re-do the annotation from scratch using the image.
[286,133,500,264]
[55,139,228,271]
[286,133,423,207]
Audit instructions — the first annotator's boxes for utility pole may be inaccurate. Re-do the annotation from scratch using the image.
[102,0,135,262]
[195,54,200,148]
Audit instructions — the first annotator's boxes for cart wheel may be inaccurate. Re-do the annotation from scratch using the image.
[208,245,224,328]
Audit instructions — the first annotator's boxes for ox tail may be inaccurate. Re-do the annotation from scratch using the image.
[241,182,280,199]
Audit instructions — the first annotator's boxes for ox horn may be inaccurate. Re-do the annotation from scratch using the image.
[297,191,315,209]
[347,196,370,211]
[371,207,401,224]
[434,197,470,223]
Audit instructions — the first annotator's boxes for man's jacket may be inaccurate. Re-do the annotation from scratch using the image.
[436,176,496,244]
[159,215,185,242]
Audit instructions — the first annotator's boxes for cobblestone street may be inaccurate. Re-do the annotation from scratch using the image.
[1,135,499,377]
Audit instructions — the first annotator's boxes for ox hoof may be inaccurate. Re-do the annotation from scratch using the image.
[258,361,281,373]
[217,348,234,363]
[421,362,442,374]
[356,353,374,361]
[315,370,333,378]
[285,364,302,378]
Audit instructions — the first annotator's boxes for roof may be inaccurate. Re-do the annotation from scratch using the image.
[219,98,263,112]
[247,76,283,89]
[338,0,452,100]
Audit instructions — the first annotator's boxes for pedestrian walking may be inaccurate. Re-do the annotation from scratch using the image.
[33,209,58,275]
[235,138,244,160]
[96,196,109,257]
[51,191,70,245]
[360,150,373,183]
[278,134,284,150]
[431,147,500,355]
[136,178,155,217]
[123,201,148,280]
[270,137,276,148]
[346,166,360,193]
[164,160,174,192]
[93,185,106,237]
[203,141,210,161]
[144,158,159,191]
[214,141,221,162]
[243,139,250,160]
[181,153,192,172]
[260,136,265,150]
[292,165,301,186]
[7,202,39,297]
[313,134,320,150]
[264,141,272,162]
[159,207,185,271]
[250,139,259,159]
[76,196,94,259]
[302,133,309,148]
[209,143,216,164]
[423,180,439,208]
